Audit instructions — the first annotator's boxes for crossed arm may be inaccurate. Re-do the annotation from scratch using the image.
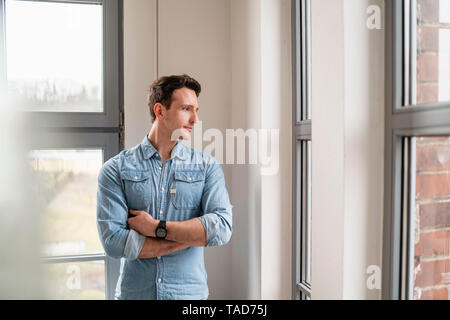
[97,156,232,261]
[127,210,206,259]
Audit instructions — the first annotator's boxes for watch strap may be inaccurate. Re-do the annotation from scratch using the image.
[158,220,166,229]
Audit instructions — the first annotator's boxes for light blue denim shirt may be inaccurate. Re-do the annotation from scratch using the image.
[96,135,232,300]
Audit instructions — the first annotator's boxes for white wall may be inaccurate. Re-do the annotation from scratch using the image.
[123,0,157,147]
[311,0,346,299]
[229,0,292,300]
[260,0,292,299]
[342,0,384,300]
[229,0,262,299]
[311,0,385,299]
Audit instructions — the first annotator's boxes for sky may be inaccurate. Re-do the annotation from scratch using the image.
[5,0,102,86]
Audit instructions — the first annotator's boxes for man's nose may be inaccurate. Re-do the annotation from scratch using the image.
[191,111,200,123]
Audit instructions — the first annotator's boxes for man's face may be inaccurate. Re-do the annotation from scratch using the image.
[161,87,200,140]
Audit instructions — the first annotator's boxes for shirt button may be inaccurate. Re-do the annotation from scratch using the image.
[134,176,138,180]
[187,177,192,181]
[157,256,161,260]
[158,278,162,283]
[161,187,165,191]
[158,167,162,170]
[159,210,163,214]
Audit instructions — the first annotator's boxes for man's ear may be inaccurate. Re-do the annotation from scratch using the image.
[154,103,164,121]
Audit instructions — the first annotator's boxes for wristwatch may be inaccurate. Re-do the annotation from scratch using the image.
[155,220,167,239]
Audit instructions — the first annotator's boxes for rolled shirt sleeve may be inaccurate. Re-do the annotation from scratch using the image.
[96,157,146,260]
[199,160,233,247]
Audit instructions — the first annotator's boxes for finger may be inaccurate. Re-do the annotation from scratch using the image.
[128,209,137,216]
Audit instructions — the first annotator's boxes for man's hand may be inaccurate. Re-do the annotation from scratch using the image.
[127,209,157,237]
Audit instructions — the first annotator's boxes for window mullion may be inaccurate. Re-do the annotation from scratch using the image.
[410,0,417,105]
[403,0,410,107]
[301,141,307,284]
[300,0,307,121]
[406,137,416,300]
[305,0,311,119]
[0,0,6,88]
[392,105,450,132]
[292,0,312,300]
[305,140,311,284]
[400,137,415,300]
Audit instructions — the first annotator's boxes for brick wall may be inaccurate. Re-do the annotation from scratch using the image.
[414,136,450,300]
[416,0,449,104]
[414,0,450,300]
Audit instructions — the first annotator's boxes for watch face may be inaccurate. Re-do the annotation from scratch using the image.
[156,227,167,238]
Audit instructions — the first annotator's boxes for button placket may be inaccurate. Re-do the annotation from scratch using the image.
[156,252,165,299]
[155,156,165,223]
[157,158,169,224]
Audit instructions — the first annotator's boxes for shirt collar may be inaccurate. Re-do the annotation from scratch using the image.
[140,135,189,161]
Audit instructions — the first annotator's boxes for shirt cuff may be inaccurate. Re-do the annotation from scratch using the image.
[198,213,219,247]
[124,229,146,260]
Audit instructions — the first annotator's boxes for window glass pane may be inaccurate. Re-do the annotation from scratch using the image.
[299,140,312,285]
[301,141,307,283]
[294,0,301,123]
[414,136,450,300]
[43,260,105,299]
[416,0,450,104]
[295,140,302,291]
[305,140,311,284]
[304,0,311,120]
[5,0,103,112]
[29,149,104,257]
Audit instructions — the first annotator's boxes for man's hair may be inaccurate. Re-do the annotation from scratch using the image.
[147,74,201,122]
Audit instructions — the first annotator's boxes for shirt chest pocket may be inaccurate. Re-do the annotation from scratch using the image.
[122,170,152,208]
[171,170,205,210]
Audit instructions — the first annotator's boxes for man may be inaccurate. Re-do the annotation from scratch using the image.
[96,74,232,300]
